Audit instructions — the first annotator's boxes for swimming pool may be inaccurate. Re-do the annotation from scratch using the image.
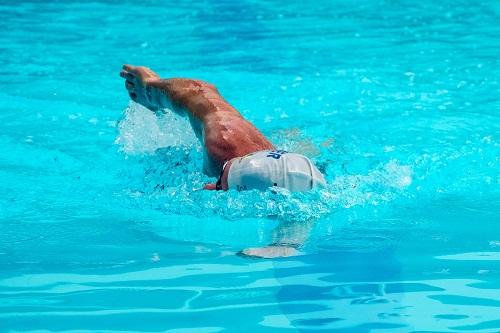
[1,0,499,331]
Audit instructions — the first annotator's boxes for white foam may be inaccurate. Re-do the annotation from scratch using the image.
[115,102,197,154]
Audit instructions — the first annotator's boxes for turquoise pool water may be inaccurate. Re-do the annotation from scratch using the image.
[1,0,499,332]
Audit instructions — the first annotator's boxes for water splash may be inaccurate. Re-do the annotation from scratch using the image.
[115,105,414,222]
[115,102,197,154]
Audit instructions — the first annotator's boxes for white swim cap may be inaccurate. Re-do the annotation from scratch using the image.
[227,150,326,192]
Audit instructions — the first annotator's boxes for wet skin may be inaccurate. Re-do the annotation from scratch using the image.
[120,64,274,189]
[120,65,311,259]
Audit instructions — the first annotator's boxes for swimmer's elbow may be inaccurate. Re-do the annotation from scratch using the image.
[191,79,219,95]
[203,81,218,93]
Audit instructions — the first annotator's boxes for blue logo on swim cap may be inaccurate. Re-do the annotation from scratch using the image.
[266,150,288,159]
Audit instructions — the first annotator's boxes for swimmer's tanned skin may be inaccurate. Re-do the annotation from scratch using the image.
[120,64,318,258]
[120,64,274,190]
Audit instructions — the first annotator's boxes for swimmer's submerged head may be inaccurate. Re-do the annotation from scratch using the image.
[210,150,326,192]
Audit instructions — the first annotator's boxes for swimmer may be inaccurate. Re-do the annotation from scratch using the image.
[120,64,326,193]
[120,65,326,258]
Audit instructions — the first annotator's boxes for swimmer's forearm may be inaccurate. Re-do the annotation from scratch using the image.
[147,79,219,119]
[146,79,185,115]
[149,79,187,108]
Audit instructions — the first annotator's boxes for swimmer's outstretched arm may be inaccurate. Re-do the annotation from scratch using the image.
[120,64,239,121]
[120,64,274,176]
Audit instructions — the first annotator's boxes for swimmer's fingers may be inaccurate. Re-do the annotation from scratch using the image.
[120,71,133,79]
[121,65,140,83]
[120,69,144,88]
[203,183,217,190]
[125,80,134,91]
[120,70,134,80]
[122,64,134,71]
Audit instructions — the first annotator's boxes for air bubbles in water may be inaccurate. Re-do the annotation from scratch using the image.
[115,103,413,223]
[115,102,197,154]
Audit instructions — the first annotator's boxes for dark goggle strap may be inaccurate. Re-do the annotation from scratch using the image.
[215,161,229,191]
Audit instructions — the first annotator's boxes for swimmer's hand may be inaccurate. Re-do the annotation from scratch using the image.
[120,64,161,111]
[238,246,302,259]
